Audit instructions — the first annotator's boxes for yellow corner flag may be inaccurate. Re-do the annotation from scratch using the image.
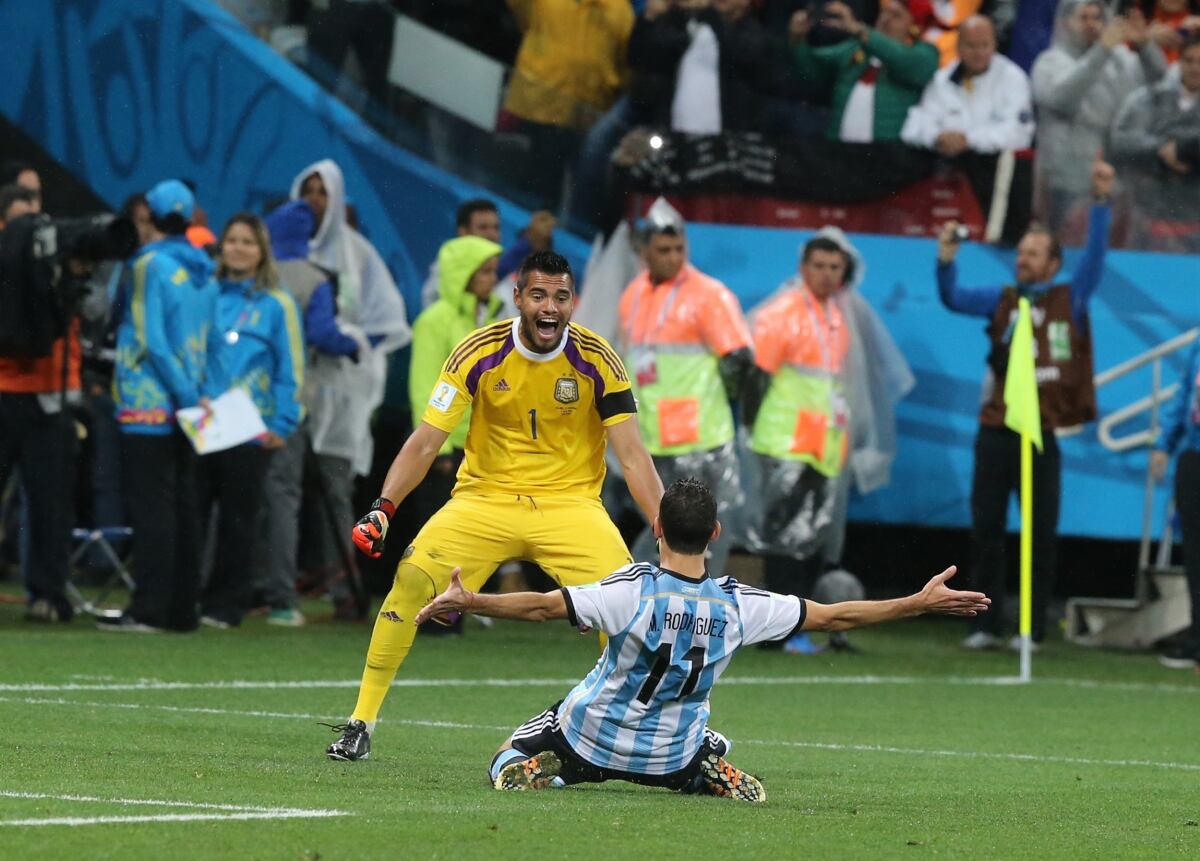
[1003,297,1043,453]
[1003,297,1041,682]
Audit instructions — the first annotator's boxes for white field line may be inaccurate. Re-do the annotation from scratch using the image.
[0,696,508,731]
[0,674,1197,695]
[0,790,350,828]
[4,696,1199,774]
[1,812,346,827]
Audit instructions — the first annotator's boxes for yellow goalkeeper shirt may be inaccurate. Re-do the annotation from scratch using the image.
[421,318,635,499]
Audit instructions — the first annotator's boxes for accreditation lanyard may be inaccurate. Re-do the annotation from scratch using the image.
[225,302,255,347]
[626,273,685,349]
[801,286,839,374]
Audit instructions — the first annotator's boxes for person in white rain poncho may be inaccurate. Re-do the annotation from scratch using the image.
[1031,0,1165,238]
[289,160,411,597]
[741,228,913,654]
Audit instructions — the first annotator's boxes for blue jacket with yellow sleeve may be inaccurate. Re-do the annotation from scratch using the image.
[216,276,305,438]
[114,236,225,434]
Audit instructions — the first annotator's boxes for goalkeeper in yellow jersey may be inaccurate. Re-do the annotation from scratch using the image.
[326,251,665,761]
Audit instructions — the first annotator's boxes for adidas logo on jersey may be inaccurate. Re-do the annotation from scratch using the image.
[493,379,511,392]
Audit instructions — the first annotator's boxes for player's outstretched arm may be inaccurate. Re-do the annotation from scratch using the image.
[606,417,665,526]
[350,421,450,557]
[801,566,989,632]
[415,568,568,624]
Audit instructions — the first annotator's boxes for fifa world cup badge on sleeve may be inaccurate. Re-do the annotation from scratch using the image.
[430,382,458,413]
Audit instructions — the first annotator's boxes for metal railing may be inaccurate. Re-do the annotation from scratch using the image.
[1093,327,1197,593]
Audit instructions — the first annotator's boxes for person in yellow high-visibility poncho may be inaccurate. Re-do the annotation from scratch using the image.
[742,236,852,655]
[617,203,756,576]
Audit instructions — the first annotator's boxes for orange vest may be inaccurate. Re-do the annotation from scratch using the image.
[0,323,81,394]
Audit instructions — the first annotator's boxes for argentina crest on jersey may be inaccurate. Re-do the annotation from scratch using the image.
[554,376,579,404]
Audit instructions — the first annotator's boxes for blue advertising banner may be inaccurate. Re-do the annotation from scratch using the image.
[687,223,1199,539]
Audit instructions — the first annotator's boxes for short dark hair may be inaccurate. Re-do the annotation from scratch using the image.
[151,212,189,236]
[517,249,574,292]
[456,198,498,229]
[659,477,717,556]
[802,236,847,263]
[1182,33,1200,57]
[0,183,37,220]
[1022,223,1062,264]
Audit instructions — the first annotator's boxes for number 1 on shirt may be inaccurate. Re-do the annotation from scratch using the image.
[528,408,537,439]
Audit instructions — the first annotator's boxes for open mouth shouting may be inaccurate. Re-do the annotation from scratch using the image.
[531,314,562,347]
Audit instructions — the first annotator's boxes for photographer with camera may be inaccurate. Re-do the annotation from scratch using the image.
[936,155,1115,653]
[0,185,76,623]
[100,180,227,634]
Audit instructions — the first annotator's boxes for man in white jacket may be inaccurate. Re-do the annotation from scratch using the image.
[1032,0,1166,237]
[901,16,1035,157]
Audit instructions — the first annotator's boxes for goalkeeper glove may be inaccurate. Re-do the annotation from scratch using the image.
[352,497,395,558]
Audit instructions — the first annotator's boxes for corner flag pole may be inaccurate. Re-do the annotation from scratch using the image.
[1018,430,1033,682]
[1003,297,1042,683]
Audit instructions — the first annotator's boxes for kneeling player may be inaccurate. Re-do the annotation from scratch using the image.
[416,478,990,802]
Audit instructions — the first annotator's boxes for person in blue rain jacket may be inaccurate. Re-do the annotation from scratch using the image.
[197,212,305,629]
[102,179,225,633]
[1150,339,1200,672]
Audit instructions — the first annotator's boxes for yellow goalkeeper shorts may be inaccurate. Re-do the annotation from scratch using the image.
[401,493,633,592]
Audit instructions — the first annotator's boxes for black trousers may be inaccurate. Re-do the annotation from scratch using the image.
[122,431,201,631]
[197,443,272,626]
[1173,451,1200,657]
[968,425,1061,642]
[0,393,75,616]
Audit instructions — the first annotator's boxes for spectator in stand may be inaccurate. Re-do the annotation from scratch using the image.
[788,0,939,142]
[919,0,983,66]
[0,185,74,623]
[407,0,521,64]
[575,0,779,231]
[617,200,755,575]
[1111,34,1200,251]
[251,199,364,628]
[1003,0,1060,73]
[936,156,1115,651]
[501,0,634,211]
[1149,336,1200,671]
[289,159,410,614]
[197,213,304,630]
[1032,1,1167,239]
[306,0,395,105]
[902,15,1035,155]
[100,180,226,633]
[1144,0,1200,65]
[626,0,777,134]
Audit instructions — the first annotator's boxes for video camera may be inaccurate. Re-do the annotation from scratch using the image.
[0,212,139,360]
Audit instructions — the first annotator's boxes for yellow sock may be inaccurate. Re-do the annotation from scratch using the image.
[350,562,436,724]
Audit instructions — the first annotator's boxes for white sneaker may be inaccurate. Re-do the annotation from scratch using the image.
[266,608,306,627]
[961,631,1000,650]
[1007,635,1041,653]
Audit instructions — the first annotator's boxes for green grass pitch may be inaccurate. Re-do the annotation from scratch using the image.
[1,597,1198,860]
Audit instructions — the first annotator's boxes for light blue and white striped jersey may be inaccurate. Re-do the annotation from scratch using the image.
[557,562,804,776]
